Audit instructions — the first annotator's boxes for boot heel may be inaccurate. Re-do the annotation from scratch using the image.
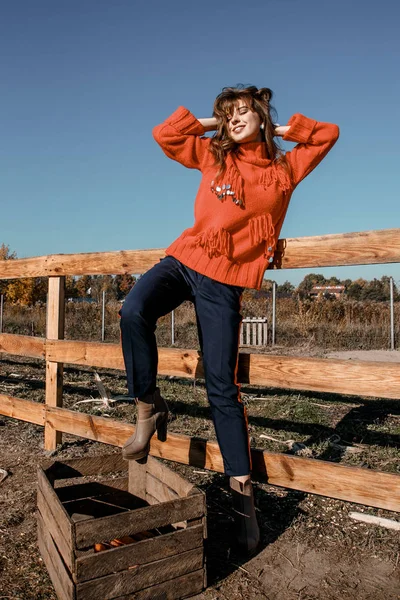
[157,417,168,442]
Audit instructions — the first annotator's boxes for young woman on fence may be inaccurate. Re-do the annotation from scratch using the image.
[119,85,339,554]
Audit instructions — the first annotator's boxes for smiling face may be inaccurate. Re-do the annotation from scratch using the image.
[226,100,263,144]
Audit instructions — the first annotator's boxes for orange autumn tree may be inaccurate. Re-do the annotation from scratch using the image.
[0,244,47,306]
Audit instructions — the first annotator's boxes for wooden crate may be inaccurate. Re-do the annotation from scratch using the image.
[37,453,207,600]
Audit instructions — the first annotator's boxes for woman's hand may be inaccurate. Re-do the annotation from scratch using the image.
[274,125,291,137]
[198,117,218,132]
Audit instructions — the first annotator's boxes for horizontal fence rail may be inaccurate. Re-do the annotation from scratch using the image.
[0,228,399,279]
[0,226,399,513]
[0,393,399,512]
[2,333,400,399]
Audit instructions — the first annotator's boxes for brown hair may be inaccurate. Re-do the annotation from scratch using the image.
[210,85,288,176]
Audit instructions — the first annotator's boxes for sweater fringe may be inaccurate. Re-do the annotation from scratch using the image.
[261,165,291,193]
[195,227,232,259]
[249,214,276,258]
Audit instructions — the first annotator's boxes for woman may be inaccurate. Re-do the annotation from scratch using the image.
[119,85,339,554]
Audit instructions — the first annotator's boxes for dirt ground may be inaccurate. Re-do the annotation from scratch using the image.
[0,352,399,600]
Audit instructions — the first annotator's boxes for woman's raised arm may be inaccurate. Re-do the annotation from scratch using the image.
[197,117,218,132]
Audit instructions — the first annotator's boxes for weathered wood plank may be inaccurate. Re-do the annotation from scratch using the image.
[249,354,400,399]
[146,473,180,504]
[45,406,134,447]
[37,512,75,600]
[45,340,400,399]
[128,460,147,500]
[112,569,205,600]
[46,339,125,370]
[75,494,204,549]
[37,466,74,546]
[75,524,204,583]
[45,276,65,450]
[0,394,45,425]
[43,453,127,480]
[56,477,129,503]
[76,547,204,600]
[0,333,45,358]
[37,489,74,573]
[251,451,400,512]
[45,406,400,512]
[1,398,400,511]
[273,228,400,270]
[1,229,399,279]
[145,455,194,497]
[0,249,165,279]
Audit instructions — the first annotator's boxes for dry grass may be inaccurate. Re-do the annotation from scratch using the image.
[2,296,399,351]
[1,355,399,599]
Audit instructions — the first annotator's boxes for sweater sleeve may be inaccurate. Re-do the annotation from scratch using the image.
[283,114,339,186]
[152,106,211,171]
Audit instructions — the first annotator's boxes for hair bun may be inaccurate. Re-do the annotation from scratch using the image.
[255,87,272,102]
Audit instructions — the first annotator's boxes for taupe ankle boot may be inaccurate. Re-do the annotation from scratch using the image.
[230,477,260,555]
[122,388,168,461]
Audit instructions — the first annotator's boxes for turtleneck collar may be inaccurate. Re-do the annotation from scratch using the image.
[236,141,271,166]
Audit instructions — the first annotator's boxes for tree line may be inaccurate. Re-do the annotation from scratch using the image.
[258,273,399,302]
[1,243,399,306]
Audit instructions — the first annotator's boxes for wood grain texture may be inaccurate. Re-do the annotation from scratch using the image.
[0,248,165,279]
[272,228,400,270]
[37,466,73,547]
[55,477,128,503]
[145,455,194,497]
[43,453,127,479]
[37,489,74,573]
[146,473,180,504]
[249,354,400,399]
[112,569,205,600]
[37,512,75,600]
[75,547,204,600]
[45,405,134,447]
[128,460,147,500]
[75,524,204,583]
[0,394,45,425]
[1,397,400,511]
[1,229,399,279]
[44,340,400,399]
[74,494,205,549]
[0,333,45,358]
[45,276,65,450]
[46,339,125,370]
[45,405,400,512]
[251,451,400,512]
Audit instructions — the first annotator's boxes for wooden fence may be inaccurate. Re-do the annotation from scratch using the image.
[240,318,268,346]
[1,227,400,512]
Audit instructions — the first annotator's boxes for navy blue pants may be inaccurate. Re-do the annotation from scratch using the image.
[119,256,251,476]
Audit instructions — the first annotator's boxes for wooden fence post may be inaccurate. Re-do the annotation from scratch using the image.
[44,276,65,450]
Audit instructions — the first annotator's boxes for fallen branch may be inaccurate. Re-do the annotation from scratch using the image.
[94,371,112,408]
[259,434,311,456]
[349,511,400,531]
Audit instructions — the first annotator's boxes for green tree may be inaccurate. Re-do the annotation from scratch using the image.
[346,281,363,300]
[361,278,387,302]
[296,273,327,298]
[277,281,295,297]
[114,273,135,300]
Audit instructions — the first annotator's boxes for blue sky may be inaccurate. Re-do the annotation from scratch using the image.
[1,0,399,286]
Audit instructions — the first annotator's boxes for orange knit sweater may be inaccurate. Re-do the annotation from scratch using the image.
[153,107,339,290]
